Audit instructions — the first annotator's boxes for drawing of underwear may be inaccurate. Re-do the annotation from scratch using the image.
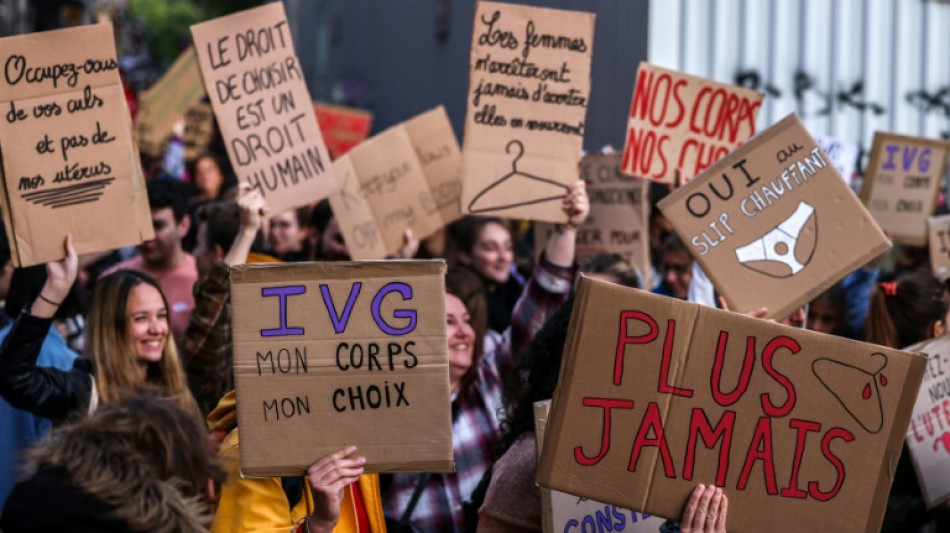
[468,140,566,214]
[812,353,888,434]
[733,201,817,278]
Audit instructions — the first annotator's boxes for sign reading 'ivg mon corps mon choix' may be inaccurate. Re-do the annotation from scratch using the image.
[537,277,926,533]
[621,63,763,186]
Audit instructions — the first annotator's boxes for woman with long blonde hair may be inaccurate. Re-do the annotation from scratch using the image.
[0,236,198,422]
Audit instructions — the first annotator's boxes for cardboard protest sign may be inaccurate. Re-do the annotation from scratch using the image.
[461,1,594,222]
[0,23,153,267]
[621,63,763,185]
[860,132,950,246]
[229,261,454,476]
[813,133,859,186]
[658,114,891,320]
[182,102,215,161]
[536,400,665,533]
[927,215,950,280]
[313,102,372,159]
[537,276,927,533]
[329,107,461,260]
[536,153,651,285]
[134,47,205,157]
[191,3,336,215]
[903,336,950,509]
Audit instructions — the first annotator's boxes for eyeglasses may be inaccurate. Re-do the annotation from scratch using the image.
[660,263,690,275]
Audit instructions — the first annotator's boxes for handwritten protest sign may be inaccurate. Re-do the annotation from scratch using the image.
[860,133,950,246]
[535,401,665,533]
[191,3,336,215]
[229,261,453,476]
[537,276,926,533]
[134,47,205,157]
[182,102,215,161]
[0,23,153,267]
[621,63,763,186]
[329,107,461,260]
[927,215,950,280]
[903,336,950,509]
[536,153,650,285]
[658,114,891,320]
[313,102,373,159]
[461,1,594,222]
[813,133,859,186]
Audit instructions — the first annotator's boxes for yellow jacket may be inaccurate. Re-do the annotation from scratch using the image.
[209,392,386,533]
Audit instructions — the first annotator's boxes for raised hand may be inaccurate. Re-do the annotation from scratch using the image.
[305,446,366,533]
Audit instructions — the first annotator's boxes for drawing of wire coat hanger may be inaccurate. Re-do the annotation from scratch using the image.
[468,140,567,214]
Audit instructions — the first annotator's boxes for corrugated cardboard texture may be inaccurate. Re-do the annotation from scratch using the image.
[535,400,665,533]
[621,63,763,185]
[658,114,891,320]
[461,1,594,222]
[537,277,927,533]
[229,261,454,477]
[0,23,153,267]
[313,102,372,159]
[902,336,950,509]
[191,3,336,215]
[134,47,204,157]
[328,108,457,260]
[927,215,950,280]
[536,154,651,287]
[859,132,950,246]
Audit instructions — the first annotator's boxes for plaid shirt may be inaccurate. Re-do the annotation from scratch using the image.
[381,253,576,532]
[180,261,233,417]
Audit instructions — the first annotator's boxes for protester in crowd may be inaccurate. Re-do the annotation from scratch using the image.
[866,272,950,532]
[478,300,727,533]
[268,207,312,262]
[806,283,848,337]
[383,183,588,532]
[581,253,641,289]
[0,389,224,533]
[0,236,199,423]
[105,178,199,343]
[654,233,693,300]
[308,200,350,261]
[183,185,274,416]
[191,152,234,202]
[0,267,80,509]
[455,216,521,333]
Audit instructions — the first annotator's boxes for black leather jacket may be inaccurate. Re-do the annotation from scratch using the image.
[0,310,92,423]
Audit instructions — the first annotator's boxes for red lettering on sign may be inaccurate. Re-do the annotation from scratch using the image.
[628,402,676,478]
[808,427,854,501]
[710,332,755,406]
[760,336,799,417]
[684,408,735,486]
[574,397,635,466]
[614,311,658,386]
[737,417,778,494]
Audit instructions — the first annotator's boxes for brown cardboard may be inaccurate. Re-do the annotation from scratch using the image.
[621,63,764,185]
[404,106,463,226]
[535,400,666,533]
[329,107,461,260]
[191,3,336,215]
[927,215,950,280]
[313,102,373,159]
[461,1,594,222]
[859,132,950,246]
[536,153,651,287]
[537,276,927,533]
[134,47,205,157]
[902,336,950,509]
[658,114,891,320]
[229,260,454,476]
[0,23,153,267]
[182,102,216,161]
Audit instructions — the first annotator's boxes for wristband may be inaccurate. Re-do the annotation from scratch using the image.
[38,293,62,306]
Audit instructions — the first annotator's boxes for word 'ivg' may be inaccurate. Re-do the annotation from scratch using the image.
[333,380,409,412]
[574,310,854,501]
[882,144,931,173]
[562,505,651,532]
[259,281,417,337]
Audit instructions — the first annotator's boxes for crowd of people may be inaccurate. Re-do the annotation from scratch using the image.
[0,115,946,533]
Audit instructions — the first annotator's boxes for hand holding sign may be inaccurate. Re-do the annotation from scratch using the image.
[680,484,728,533]
[306,446,366,532]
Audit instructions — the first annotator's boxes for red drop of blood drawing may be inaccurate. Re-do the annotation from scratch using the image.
[862,384,872,399]
[880,374,887,386]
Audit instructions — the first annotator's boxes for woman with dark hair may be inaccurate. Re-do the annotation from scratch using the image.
[1,389,224,533]
[455,216,521,333]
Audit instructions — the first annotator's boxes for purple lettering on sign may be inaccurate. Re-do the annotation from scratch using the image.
[261,285,306,337]
[882,144,898,170]
[321,282,362,334]
[371,282,417,336]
